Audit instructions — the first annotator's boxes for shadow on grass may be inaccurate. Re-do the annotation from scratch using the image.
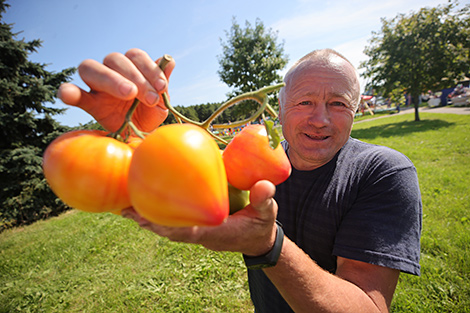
[351,118,455,140]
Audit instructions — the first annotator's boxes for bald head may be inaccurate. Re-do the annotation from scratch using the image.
[279,49,361,111]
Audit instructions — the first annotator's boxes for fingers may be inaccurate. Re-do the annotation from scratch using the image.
[121,208,201,243]
[76,49,174,108]
[79,58,138,100]
[122,49,175,108]
[57,82,85,107]
[249,180,277,215]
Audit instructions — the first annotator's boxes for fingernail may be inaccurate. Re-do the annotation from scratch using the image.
[154,78,166,92]
[145,91,160,106]
[119,82,135,97]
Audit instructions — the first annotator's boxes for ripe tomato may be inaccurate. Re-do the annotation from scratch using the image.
[223,124,291,190]
[127,136,144,150]
[128,124,229,227]
[43,130,133,213]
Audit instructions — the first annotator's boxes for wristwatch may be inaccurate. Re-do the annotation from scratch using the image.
[243,220,284,269]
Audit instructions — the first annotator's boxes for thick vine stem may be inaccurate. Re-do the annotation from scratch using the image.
[108,98,144,140]
[202,83,284,129]
[158,72,284,145]
[162,93,201,126]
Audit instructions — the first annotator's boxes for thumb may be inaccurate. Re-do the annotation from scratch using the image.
[249,180,277,217]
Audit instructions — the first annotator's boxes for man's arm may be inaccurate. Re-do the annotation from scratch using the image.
[263,236,399,313]
[124,180,400,312]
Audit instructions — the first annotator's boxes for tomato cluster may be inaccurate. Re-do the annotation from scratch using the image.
[43,123,291,226]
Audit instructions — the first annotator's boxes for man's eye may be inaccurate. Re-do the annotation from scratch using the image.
[331,101,346,107]
[299,101,311,106]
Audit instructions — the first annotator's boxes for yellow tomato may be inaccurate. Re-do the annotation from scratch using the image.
[43,130,133,213]
[128,124,229,226]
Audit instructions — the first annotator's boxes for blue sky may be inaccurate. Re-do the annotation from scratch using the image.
[4,0,446,127]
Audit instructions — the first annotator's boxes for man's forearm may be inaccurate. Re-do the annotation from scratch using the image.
[262,236,390,313]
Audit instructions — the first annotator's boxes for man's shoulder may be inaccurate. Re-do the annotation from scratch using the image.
[342,137,415,171]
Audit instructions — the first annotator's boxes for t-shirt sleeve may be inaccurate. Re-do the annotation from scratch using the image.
[332,148,422,275]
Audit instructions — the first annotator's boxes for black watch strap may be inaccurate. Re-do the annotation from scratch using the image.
[243,220,284,269]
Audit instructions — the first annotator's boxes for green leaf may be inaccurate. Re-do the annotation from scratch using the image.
[264,119,281,149]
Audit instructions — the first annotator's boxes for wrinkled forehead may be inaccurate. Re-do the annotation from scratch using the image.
[286,55,357,86]
[282,55,360,106]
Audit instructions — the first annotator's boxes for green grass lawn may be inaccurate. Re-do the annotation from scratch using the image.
[1,112,469,312]
[351,113,470,312]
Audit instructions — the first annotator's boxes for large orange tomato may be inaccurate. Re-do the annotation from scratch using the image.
[128,124,229,227]
[126,136,144,150]
[43,130,133,213]
[223,124,291,190]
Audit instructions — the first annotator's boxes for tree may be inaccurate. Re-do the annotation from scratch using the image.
[0,1,76,230]
[360,1,470,121]
[218,17,288,118]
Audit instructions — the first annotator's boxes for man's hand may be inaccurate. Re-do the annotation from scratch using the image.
[58,48,175,133]
[122,180,278,257]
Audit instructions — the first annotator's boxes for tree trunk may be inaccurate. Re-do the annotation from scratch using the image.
[413,94,420,121]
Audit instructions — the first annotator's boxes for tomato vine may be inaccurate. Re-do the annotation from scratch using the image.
[110,54,284,148]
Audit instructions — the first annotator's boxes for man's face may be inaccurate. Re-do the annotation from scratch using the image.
[279,56,359,171]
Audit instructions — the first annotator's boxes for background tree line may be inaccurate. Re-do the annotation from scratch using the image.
[163,102,234,125]
[361,0,469,121]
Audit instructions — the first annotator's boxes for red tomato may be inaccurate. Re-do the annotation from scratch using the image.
[223,124,291,190]
[43,130,133,213]
[128,124,229,227]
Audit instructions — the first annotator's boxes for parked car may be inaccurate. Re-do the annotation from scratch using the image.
[448,81,470,107]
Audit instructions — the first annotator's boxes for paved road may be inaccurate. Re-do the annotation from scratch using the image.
[355,105,470,124]
[416,106,470,115]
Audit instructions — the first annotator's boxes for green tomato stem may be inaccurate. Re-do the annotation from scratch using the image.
[108,98,141,140]
[162,93,202,126]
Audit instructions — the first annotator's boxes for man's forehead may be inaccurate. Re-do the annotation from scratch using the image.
[291,55,353,77]
[287,57,358,89]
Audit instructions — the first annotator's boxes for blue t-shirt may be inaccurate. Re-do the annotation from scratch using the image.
[248,137,422,312]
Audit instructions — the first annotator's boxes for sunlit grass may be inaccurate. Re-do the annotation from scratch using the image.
[0,212,252,312]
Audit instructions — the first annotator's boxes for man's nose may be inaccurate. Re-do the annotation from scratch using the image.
[306,103,329,127]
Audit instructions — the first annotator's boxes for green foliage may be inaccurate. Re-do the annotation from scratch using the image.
[218,17,288,117]
[360,1,470,121]
[0,1,76,230]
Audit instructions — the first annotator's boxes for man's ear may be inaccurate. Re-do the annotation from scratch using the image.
[278,99,283,125]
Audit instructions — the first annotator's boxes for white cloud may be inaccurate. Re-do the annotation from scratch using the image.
[270,0,446,93]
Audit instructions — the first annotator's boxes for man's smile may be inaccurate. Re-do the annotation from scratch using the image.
[304,133,330,141]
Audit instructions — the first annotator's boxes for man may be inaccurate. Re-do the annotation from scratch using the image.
[58,48,421,312]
